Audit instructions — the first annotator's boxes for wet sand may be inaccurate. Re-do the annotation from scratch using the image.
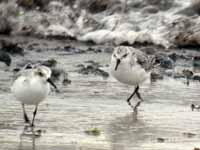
[0,47,200,150]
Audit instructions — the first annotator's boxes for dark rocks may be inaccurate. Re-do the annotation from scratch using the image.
[155,54,174,69]
[64,46,85,54]
[191,0,200,15]
[191,104,200,111]
[41,58,57,68]
[150,71,163,82]
[88,0,109,13]
[50,68,63,81]
[0,51,11,66]
[62,0,76,7]
[84,60,102,68]
[34,0,50,10]
[182,69,193,78]
[0,0,9,2]
[77,60,109,78]
[157,137,165,143]
[103,47,113,53]
[50,68,72,86]
[12,68,20,73]
[141,47,156,55]
[86,47,113,53]
[62,78,71,86]
[78,65,108,77]
[169,17,200,48]
[78,0,113,14]
[176,6,197,16]
[0,16,12,35]
[193,75,200,81]
[168,53,178,62]
[142,5,159,14]
[87,47,102,53]
[17,0,50,10]
[17,25,35,36]
[17,0,34,9]
[129,0,174,11]
[174,32,200,48]
[168,53,189,62]
[0,40,24,55]
[145,0,174,11]
[193,56,200,67]
[171,16,200,48]
[183,132,196,137]
[40,59,71,85]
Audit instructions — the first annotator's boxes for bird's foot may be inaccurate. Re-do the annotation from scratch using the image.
[25,120,29,123]
[24,120,31,127]
[22,128,42,137]
[30,123,35,128]
[127,100,134,107]
[33,129,42,137]
[55,89,60,93]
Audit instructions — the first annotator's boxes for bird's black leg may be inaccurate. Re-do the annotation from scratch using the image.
[31,105,38,127]
[126,86,139,109]
[186,77,190,86]
[134,86,144,112]
[22,103,30,124]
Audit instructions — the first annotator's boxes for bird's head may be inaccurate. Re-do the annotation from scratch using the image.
[112,46,136,71]
[33,66,58,91]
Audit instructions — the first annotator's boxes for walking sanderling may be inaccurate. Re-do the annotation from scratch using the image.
[111,46,157,112]
[11,64,58,127]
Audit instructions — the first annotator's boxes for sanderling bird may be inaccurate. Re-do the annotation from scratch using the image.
[111,46,157,112]
[182,69,193,86]
[11,64,58,127]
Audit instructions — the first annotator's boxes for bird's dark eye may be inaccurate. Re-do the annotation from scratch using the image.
[122,53,128,58]
[38,72,43,77]
[113,54,117,58]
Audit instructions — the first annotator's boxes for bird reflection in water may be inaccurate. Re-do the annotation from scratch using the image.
[18,126,42,150]
[108,113,146,150]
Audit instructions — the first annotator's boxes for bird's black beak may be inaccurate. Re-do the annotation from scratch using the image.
[47,78,58,91]
[115,59,121,71]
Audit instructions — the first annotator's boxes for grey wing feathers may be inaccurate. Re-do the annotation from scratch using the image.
[12,63,34,81]
[131,48,158,71]
[136,53,148,70]
[131,48,149,70]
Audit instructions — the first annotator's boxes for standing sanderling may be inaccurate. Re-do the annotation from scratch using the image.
[11,64,58,127]
[111,46,157,113]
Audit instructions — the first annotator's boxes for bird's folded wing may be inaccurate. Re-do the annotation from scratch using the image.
[131,48,158,71]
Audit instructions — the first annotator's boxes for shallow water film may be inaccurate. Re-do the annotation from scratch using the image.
[1,0,200,149]
[0,50,200,150]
